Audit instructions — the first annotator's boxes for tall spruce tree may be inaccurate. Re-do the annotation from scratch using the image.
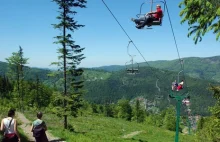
[132,99,145,123]
[52,0,86,129]
[117,99,132,121]
[5,46,28,111]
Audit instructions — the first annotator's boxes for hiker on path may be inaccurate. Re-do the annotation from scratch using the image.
[0,108,21,142]
[30,112,48,142]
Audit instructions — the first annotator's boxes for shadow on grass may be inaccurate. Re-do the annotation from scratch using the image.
[19,131,66,142]
[132,138,148,142]
[73,131,87,135]
[20,132,32,142]
[23,138,66,142]
[50,139,66,142]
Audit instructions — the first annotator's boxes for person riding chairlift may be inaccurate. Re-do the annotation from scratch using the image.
[177,80,184,91]
[171,80,178,91]
[131,4,163,29]
[182,97,190,106]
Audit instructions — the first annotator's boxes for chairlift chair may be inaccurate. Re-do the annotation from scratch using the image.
[135,0,166,29]
[169,68,189,99]
[125,61,139,75]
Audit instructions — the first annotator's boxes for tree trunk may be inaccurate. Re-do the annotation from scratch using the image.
[63,1,67,129]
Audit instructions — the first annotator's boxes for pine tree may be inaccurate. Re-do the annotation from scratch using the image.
[5,46,28,111]
[163,106,176,131]
[104,104,115,117]
[117,99,132,121]
[132,99,145,123]
[23,79,52,109]
[52,0,87,129]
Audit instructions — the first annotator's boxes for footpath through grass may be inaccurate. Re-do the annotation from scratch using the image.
[24,112,196,142]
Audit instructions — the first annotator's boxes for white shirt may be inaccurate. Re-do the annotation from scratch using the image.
[179,81,184,86]
[3,117,15,134]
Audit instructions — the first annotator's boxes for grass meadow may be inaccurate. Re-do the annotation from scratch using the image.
[24,112,196,142]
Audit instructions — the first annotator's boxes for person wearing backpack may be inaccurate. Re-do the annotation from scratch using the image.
[0,108,21,142]
[30,112,48,142]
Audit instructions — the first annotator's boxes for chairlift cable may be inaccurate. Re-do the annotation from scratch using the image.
[101,0,159,80]
[102,0,162,101]
[164,2,188,88]
[102,0,189,101]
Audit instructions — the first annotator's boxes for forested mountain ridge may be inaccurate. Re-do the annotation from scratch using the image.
[93,65,125,72]
[2,55,220,82]
[84,66,219,115]
[0,61,111,82]
[146,56,220,82]
[0,58,219,115]
[94,56,220,82]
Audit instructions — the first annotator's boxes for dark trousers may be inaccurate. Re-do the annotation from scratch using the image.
[34,133,48,142]
[134,15,156,27]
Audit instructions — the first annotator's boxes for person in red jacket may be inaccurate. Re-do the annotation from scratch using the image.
[131,5,163,29]
[177,80,184,91]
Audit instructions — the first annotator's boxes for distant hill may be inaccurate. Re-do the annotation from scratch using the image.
[147,56,220,82]
[0,61,111,82]
[1,57,219,115]
[0,61,52,82]
[84,66,219,115]
[2,55,220,82]
[92,65,125,72]
[95,56,220,82]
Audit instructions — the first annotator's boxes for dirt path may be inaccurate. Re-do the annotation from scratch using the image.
[16,112,64,142]
[122,131,143,138]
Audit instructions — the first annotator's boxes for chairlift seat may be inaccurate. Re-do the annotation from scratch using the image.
[139,18,162,27]
[126,69,139,74]
[127,69,139,72]
[149,18,162,26]
[151,18,162,25]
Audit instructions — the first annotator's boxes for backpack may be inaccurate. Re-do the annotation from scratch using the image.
[33,121,46,138]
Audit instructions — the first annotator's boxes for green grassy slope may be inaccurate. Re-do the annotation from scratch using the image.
[83,69,111,81]
[24,112,196,142]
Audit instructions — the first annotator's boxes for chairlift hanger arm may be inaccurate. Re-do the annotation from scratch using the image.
[101,0,164,80]
[127,41,133,57]
[178,70,183,83]
[139,0,166,16]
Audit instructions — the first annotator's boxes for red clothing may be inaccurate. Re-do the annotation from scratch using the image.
[153,8,163,19]
[177,85,183,90]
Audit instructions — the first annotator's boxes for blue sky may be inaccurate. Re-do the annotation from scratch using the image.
[0,0,219,68]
